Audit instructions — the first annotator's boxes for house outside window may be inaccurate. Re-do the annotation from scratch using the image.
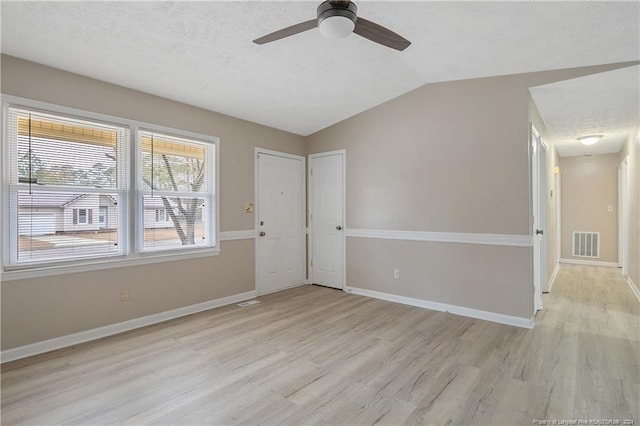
[75,208,89,224]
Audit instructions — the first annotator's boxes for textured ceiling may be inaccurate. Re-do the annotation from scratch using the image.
[530,66,640,157]
[1,1,639,136]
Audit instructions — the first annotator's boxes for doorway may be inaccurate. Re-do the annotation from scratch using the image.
[309,150,345,290]
[255,149,305,295]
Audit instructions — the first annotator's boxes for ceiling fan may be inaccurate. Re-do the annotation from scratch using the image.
[253,0,411,51]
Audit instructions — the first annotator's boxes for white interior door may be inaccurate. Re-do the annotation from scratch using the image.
[310,151,345,289]
[256,150,305,295]
[531,126,547,311]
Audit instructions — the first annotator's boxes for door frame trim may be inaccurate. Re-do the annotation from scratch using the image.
[618,156,629,274]
[556,171,561,284]
[540,136,549,294]
[254,148,306,295]
[308,150,346,290]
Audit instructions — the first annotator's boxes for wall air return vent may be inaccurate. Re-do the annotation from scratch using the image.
[572,232,599,258]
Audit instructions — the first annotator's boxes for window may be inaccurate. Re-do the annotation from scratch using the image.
[138,130,215,251]
[3,99,219,272]
[79,209,87,224]
[76,208,89,224]
[6,107,126,265]
[155,209,167,222]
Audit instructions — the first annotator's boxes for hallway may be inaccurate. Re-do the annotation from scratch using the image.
[526,264,639,422]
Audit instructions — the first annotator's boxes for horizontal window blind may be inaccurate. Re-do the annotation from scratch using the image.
[6,107,127,265]
[12,110,122,188]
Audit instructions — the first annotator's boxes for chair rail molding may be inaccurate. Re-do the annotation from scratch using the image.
[345,228,532,247]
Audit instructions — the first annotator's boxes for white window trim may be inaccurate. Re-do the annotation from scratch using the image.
[1,94,221,280]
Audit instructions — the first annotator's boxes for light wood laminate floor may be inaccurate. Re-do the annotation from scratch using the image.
[2,265,638,425]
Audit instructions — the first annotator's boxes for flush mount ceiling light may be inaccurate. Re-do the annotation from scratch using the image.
[577,135,603,146]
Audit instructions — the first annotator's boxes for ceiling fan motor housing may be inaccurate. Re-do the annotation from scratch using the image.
[253,0,410,51]
[317,1,358,29]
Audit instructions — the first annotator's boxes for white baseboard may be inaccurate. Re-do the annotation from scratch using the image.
[345,287,533,329]
[560,258,619,267]
[1,290,258,363]
[547,263,560,292]
[626,276,640,303]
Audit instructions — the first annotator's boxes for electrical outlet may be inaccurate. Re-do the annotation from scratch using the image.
[394,269,400,280]
[120,288,131,301]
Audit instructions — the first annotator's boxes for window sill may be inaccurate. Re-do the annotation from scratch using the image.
[1,247,221,282]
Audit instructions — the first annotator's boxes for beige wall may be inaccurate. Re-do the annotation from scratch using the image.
[1,55,305,350]
[620,127,640,287]
[307,63,633,320]
[307,75,531,235]
[560,154,619,263]
[347,239,532,318]
[2,241,255,348]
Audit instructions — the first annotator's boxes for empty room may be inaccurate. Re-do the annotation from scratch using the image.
[1,1,638,425]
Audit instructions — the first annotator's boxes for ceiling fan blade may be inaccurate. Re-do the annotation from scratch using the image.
[253,20,318,45]
[353,17,411,51]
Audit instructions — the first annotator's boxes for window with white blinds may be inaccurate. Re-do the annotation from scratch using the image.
[5,107,127,266]
[138,130,215,251]
[3,100,219,272]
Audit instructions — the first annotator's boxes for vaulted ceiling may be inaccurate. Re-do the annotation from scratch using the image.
[2,1,639,148]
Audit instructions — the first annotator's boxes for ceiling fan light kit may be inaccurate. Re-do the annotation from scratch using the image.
[253,0,411,51]
[317,0,357,40]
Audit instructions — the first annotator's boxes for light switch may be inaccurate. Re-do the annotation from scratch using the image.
[607,205,613,212]
[245,202,254,213]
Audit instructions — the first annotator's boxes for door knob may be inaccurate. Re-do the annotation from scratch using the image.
[259,231,266,237]
[336,226,342,231]
[536,229,544,235]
